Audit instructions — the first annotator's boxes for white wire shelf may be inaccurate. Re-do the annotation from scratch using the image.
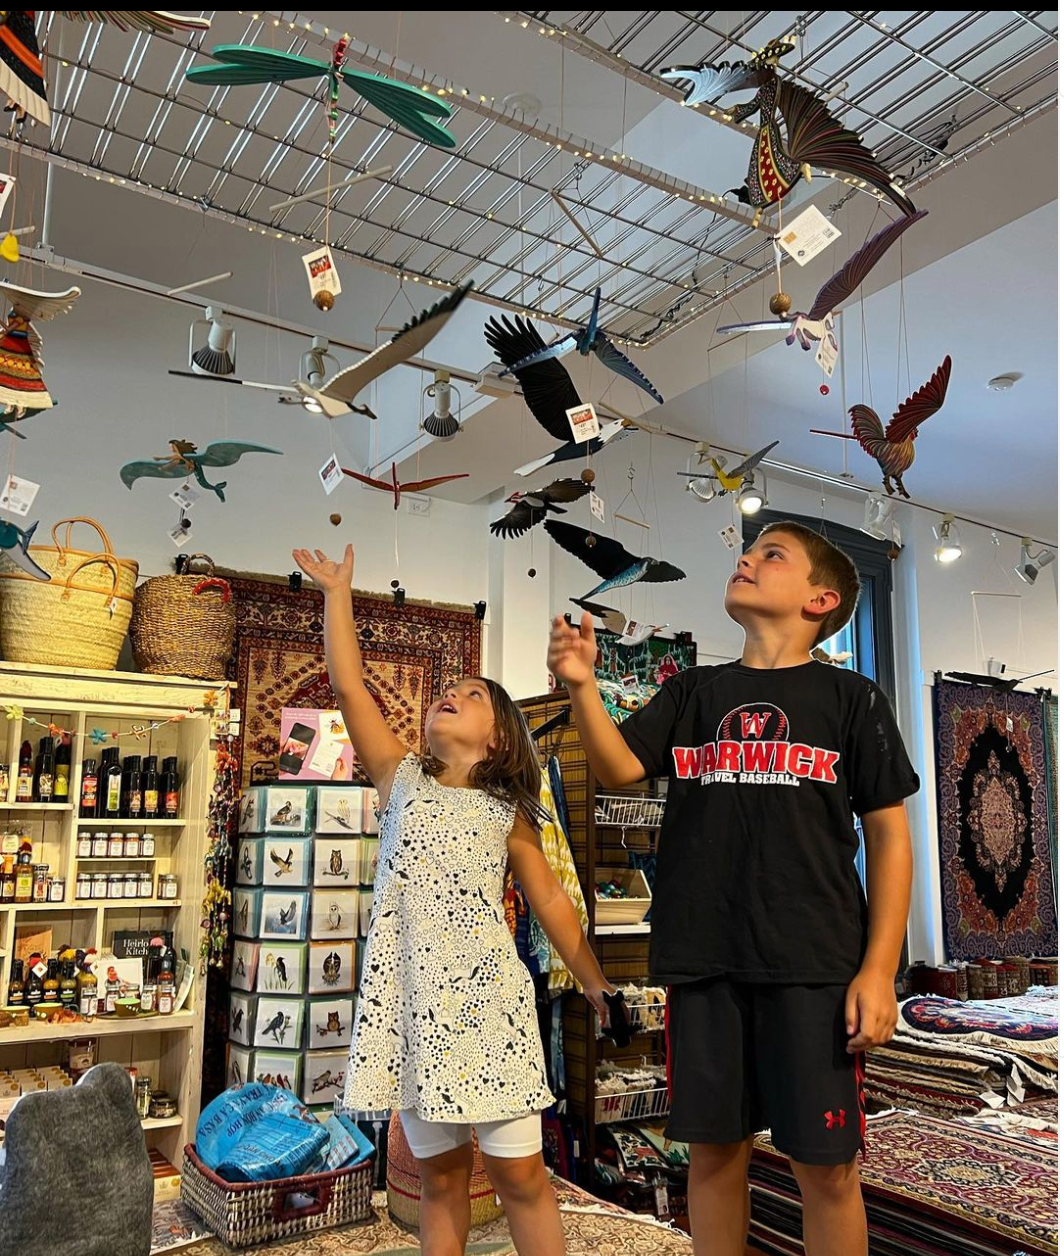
[595,794,665,829]
[594,1084,670,1125]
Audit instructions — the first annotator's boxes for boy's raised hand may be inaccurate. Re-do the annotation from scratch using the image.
[548,611,598,688]
[292,544,354,593]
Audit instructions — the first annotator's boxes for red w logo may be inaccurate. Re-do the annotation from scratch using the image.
[824,1109,846,1130]
[739,712,771,738]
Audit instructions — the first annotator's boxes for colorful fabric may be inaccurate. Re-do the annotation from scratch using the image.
[900,994,1058,1048]
[750,1109,1058,1255]
[1044,692,1057,893]
[932,679,1056,959]
[225,573,481,791]
[532,767,589,995]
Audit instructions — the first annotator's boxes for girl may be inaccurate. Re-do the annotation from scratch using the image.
[293,544,616,1256]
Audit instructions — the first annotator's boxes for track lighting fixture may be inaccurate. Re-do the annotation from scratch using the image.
[189,306,236,377]
[860,492,893,541]
[298,336,339,414]
[423,369,462,439]
[1015,538,1055,585]
[933,514,963,564]
[737,473,766,515]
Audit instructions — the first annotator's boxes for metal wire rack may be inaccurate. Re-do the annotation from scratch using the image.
[594,1084,670,1125]
[595,794,665,829]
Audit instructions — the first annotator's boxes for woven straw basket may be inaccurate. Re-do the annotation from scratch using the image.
[181,1144,374,1249]
[386,1111,505,1228]
[0,517,138,670]
[131,554,234,680]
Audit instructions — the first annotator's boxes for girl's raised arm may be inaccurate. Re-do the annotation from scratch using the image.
[293,545,408,800]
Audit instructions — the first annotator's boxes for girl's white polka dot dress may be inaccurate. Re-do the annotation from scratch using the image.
[344,753,555,1122]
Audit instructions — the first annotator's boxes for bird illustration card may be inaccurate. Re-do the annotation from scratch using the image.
[301,1049,348,1107]
[361,792,381,837]
[264,837,312,888]
[237,789,265,834]
[256,942,307,995]
[228,992,255,1047]
[310,889,359,941]
[308,995,356,1049]
[229,939,260,992]
[235,838,265,887]
[228,1044,253,1088]
[251,1049,301,1096]
[264,784,314,834]
[313,837,361,886]
[232,888,263,940]
[308,940,357,995]
[359,890,374,938]
[259,890,309,942]
[359,836,380,885]
[253,996,305,1050]
[316,789,363,836]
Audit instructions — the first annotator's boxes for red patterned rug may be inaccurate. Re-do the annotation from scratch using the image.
[933,679,1056,960]
[224,573,482,789]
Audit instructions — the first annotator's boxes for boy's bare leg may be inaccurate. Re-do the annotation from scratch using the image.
[687,1138,754,1256]
[790,1158,867,1256]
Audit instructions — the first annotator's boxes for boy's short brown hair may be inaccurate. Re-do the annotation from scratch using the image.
[757,520,861,645]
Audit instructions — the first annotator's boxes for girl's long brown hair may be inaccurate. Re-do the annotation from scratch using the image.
[420,677,546,830]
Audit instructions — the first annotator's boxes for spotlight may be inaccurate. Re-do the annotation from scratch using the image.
[474,600,487,621]
[299,336,338,414]
[737,474,766,515]
[861,492,892,541]
[933,514,963,564]
[189,306,236,377]
[288,571,303,592]
[1015,538,1055,585]
[686,474,718,502]
[423,369,462,439]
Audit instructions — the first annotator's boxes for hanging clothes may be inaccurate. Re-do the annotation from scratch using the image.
[534,763,589,995]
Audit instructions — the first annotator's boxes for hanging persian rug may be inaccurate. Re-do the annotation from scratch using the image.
[1042,692,1057,896]
[933,679,1056,960]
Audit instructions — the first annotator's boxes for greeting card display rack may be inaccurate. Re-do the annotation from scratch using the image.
[0,661,223,1183]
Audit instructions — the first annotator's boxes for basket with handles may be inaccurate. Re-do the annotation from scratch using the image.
[0,517,138,670]
[131,553,235,680]
[386,1110,504,1228]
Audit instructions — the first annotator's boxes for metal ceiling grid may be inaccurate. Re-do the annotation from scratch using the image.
[8,9,1057,347]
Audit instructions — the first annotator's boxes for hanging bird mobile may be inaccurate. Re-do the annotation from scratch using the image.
[0,518,50,580]
[0,11,212,126]
[484,314,636,476]
[185,39,455,148]
[0,281,80,418]
[295,283,473,419]
[497,289,663,405]
[811,356,951,497]
[678,441,779,499]
[718,210,928,348]
[489,478,591,539]
[662,37,916,221]
[543,520,686,600]
[120,439,282,503]
[570,600,670,646]
[341,461,469,509]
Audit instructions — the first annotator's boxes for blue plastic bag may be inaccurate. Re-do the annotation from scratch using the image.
[215,1111,329,1183]
[196,1084,307,1171]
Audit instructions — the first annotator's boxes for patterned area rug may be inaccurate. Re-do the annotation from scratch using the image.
[224,573,482,790]
[163,1182,692,1256]
[749,1109,1058,1255]
[1044,692,1057,893]
[900,994,1058,1048]
[932,680,1056,960]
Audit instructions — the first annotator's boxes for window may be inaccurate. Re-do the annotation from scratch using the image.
[741,510,908,969]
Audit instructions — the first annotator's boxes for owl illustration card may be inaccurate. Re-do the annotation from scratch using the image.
[255,942,307,995]
[308,995,355,1049]
[262,836,311,887]
[308,940,356,995]
[310,889,359,940]
[260,890,309,941]
[316,786,363,834]
[313,837,360,887]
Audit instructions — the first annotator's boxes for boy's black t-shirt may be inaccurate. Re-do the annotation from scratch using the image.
[617,660,919,985]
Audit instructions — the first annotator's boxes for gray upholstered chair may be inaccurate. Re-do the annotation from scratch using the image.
[0,1061,154,1256]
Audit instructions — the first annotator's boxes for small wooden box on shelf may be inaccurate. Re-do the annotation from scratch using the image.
[0,661,226,1172]
[518,690,668,1184]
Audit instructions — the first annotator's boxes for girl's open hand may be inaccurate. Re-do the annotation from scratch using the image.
[292,545,353,593]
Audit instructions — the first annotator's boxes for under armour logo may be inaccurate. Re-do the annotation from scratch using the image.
[824,1109,846,1129]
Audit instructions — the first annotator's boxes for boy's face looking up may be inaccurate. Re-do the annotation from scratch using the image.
[724,528,842,646]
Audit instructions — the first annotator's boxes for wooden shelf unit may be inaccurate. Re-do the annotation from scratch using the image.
[519,690,667,1184]
[0,661,225,1169]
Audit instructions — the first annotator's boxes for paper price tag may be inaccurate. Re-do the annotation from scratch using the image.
[719,524,740,549]
[654,1184,668,1216]
[778,204,841,266]
[319,454,343,496]
[303,244,342,300]
[169,486,200,510]
[621,673,639,691]
[815,328,839,378]
[589,490,605,521]
[169,518,193,548]
[0,474,39,517]
[565,402,601,444]
[31,961,46,979]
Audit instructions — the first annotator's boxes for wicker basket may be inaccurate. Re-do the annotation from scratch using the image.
[0,517,137,670]
[386,1111,504,1228]
[181,1143,374,1249]
[131,554,234,679]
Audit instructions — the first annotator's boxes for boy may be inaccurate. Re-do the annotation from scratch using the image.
[547,520,918,1256]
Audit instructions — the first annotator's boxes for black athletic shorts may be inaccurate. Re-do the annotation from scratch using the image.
[663,979,866,1165]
